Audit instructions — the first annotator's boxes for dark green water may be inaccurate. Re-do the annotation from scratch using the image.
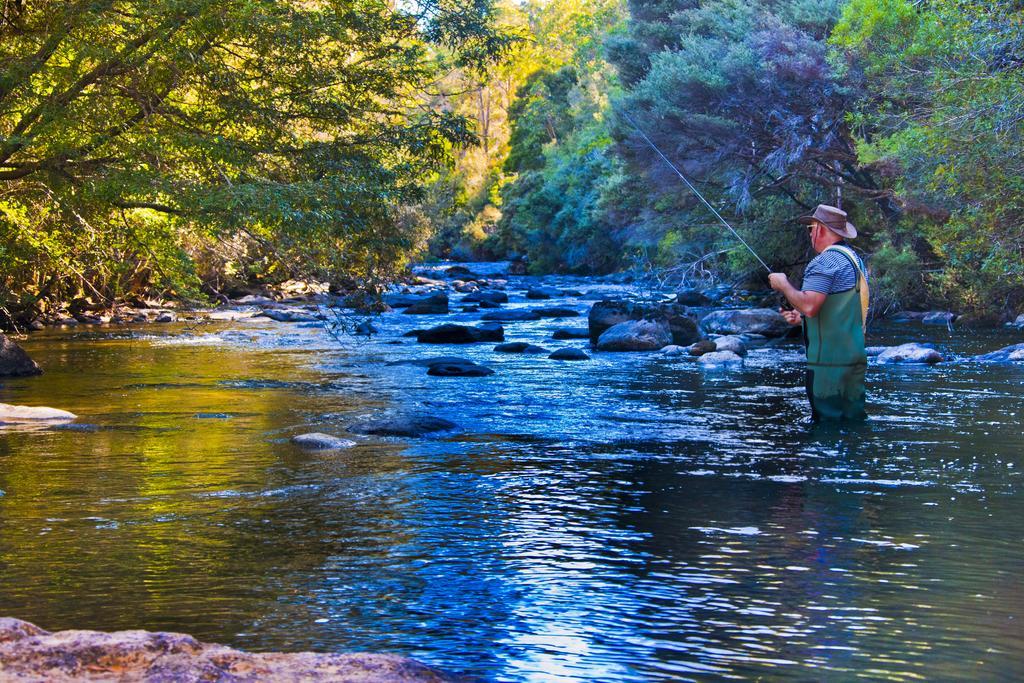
[1,278,1022,681]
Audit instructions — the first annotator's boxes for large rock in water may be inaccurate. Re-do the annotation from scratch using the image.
[975,343,1024,363]
[0,403,75,421]
[549,347,590,360]
[588,300,702,346]
[462,290,508,304]
[876,343,944,364]
[261,307,320,323]
[0,617,451,682]
[700,308,790,338]
[596,320,672,351]
[426,360,494,377]
[416,323,504,344]
[0,334,42,376]
[711,335,747,357]
[348,415,457,437]
[494,342,549,354]
[402,293,449,315]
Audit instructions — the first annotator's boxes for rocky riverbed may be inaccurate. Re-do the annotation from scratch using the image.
[1,261,1023,681]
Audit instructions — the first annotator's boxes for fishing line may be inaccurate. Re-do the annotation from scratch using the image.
[621,111,772,273]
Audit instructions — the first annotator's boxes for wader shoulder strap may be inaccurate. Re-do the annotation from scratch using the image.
[824,245,870,329]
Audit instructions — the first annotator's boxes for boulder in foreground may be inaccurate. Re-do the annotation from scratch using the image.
[596,319,672,351]
[588,300,702,346]
[0,403,75,422]
[0,617,451,683]
[348,415,457,437]
[700,308,790,338]
[0,334,42,377]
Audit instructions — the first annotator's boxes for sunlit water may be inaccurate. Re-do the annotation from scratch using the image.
[1,267,1022,681]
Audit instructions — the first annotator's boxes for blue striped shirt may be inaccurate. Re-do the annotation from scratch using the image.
[802,243,867,295]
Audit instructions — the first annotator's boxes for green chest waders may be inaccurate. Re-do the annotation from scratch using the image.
[803,246,870,422]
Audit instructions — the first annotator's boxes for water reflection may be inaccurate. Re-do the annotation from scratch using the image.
[1,288,1023,681]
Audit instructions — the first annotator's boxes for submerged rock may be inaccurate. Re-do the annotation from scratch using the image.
[698,350,744,367]
[0,334,42,377]
[348,415,458,437]
[549,347,590,360]
[481,310,541,322]
[0,403,76,421]
[533,307,580,318]
[552,327,589,340]
[415,323,504,344]
[526,286,562,299]
[0,617,451,682]
[494,342,549,354]
[426,360,494,377]
[596,320,672,352]
[975,343,1024,363]
[876,343,944,364]
[700,308,790,338]
[291,433,357,450]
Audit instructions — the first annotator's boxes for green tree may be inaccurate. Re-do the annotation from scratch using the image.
[833,0,1024,315]
[603,0,895,287]
[0,0,508,321]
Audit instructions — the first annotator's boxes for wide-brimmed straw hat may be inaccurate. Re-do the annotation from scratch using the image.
[798,204,857,239]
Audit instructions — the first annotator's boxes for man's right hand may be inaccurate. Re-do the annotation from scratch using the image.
[780,308,802,326]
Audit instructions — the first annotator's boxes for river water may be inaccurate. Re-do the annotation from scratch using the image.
[1,267,1022,681]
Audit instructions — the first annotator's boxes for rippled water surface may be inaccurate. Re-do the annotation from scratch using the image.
[1,269,1023,681]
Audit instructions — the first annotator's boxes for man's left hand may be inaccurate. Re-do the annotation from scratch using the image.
[768,273,790,292]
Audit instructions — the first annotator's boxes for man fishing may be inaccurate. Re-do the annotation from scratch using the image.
[768,205,869,422]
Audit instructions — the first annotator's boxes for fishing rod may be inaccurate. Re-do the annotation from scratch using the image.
[620,111,773,273]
